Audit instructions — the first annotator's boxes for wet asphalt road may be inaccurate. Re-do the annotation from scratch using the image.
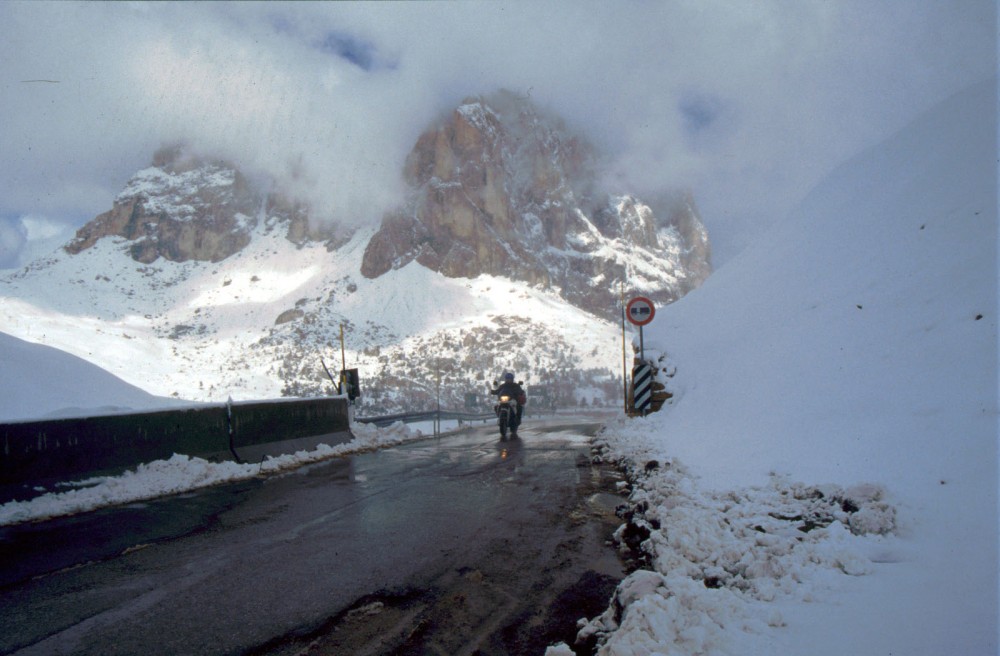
[0,418,627,655]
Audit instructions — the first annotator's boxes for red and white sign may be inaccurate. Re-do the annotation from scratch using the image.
[626,296,656,326]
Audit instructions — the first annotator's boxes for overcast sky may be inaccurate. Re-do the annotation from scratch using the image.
[0,1,995,268]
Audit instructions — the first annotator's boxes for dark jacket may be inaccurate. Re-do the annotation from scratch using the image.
[494,381,527,405]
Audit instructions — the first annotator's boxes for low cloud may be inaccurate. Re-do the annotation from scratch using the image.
[0,1,994,266]
[0,218,27,269]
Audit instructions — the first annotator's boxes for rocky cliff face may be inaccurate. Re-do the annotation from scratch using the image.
[65,145,346,263]
[361,90,711,316]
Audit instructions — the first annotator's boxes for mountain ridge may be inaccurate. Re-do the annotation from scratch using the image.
[0,91,710,412]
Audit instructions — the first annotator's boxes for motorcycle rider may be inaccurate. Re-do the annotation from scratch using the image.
[492,372,527,433]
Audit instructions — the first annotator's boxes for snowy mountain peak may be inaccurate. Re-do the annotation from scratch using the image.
[65,146,259,264]
[64,145,350,266]
[361,90,711,317]
[113,163,240,223]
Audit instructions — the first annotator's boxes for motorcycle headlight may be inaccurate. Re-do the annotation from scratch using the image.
[500,394,511,403]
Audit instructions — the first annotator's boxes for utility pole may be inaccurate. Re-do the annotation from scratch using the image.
[620,280,628,414]
[337,324,347,395]
[435,359,441,436]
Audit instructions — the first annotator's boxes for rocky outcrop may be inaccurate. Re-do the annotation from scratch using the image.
[65,145,350,264]
[651,190,713,285]
[361,90,712,316]
[66,146,259,263]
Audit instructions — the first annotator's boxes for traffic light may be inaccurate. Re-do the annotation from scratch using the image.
[340,368,361,401]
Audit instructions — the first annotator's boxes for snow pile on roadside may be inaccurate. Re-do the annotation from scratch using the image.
[0,420,421,526]
[564,423,897,655]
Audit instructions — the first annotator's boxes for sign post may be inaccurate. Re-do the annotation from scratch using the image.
[625,296,655,360]
[626,296,656,415]
[620,281,628,414]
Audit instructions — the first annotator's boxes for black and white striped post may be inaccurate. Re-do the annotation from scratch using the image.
[632,362,653,414]
[626,296,656,416]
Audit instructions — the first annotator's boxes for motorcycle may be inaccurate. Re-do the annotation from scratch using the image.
[495,393,519,440]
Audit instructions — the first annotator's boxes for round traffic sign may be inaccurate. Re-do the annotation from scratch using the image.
[626,296,656,326]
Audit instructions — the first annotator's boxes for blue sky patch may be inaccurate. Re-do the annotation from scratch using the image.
[316,30,378,71]
[678,94,723,135]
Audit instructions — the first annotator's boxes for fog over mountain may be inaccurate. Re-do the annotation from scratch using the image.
[1,2,993,267]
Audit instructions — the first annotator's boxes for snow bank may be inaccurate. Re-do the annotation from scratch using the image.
[0,330,184,421]
[550,80,997,655]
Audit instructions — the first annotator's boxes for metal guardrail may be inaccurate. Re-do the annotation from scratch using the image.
[1,397,352,504]
[354,409,495,428]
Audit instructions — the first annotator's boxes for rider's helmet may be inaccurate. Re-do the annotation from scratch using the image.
[503,372,515,383]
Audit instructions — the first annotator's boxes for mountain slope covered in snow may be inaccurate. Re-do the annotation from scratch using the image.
[0,331,184,421]
[588,79,997,654]
[0,221,627,416]
[644,78,996,491]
